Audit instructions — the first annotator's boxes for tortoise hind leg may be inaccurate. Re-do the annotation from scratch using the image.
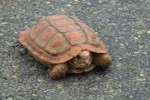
[49,63,69,79]
[93,53,112,68]
[18,46,28,55]
[11,40,28,55]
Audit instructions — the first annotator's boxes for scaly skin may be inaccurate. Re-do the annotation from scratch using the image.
[49,50,112,79]
[69,50,92,69]
[93,53,112,68]
[49,50,93,79]
[50,63,68,79]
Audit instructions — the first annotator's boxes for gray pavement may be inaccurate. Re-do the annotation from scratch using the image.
[0,0,150,100]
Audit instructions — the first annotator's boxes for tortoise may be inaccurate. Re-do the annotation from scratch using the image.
[19,14,112,79]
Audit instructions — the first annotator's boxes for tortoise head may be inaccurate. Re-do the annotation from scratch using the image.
[69,50,92,68]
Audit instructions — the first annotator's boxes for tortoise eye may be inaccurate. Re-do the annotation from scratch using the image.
[76,55,80,59]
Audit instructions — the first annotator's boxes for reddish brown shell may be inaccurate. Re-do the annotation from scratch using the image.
[19,14,108,65]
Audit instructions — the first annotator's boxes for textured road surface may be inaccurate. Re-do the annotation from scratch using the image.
[0,0,150,100]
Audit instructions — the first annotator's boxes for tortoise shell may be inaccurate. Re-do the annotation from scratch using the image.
[19,14,107,65]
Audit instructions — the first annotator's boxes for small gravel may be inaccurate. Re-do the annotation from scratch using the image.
[0,0,150,100]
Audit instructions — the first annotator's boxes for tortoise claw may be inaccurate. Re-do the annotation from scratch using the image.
[11,40,21,48]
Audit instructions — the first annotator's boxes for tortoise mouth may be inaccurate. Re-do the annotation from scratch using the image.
[71,61,91,68]
[69,55,93,69]
[70,64,95,74]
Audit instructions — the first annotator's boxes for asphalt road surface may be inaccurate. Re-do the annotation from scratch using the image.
[0,0,150,100]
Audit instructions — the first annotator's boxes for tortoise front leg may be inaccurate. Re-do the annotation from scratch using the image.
[93,53,112,68]
[49,63,69,79]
